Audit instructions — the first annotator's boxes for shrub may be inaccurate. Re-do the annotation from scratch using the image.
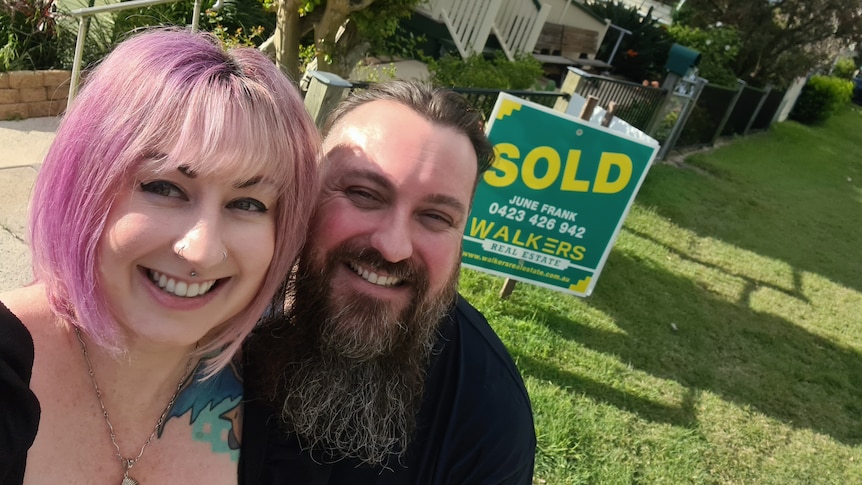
[585,0,672,83]
[111,0,272,48]
[831,57,858,80]
[0,1,66,71]
[426,52,543,90]
[789,75,853,125]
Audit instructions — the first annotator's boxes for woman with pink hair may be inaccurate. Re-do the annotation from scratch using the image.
[0,28,319,484]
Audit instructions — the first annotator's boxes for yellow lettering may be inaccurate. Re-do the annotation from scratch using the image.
[555,240,572,257]
[469,218,495,238]
[522,147,559,190]
[492,225,510,242]
[512,229,526,247]
[484,143,519,187]
[593,153,632,194]
[570,245,586,261]
[542,237,559,255]
[560,149,591,192]
[525,233,542,250]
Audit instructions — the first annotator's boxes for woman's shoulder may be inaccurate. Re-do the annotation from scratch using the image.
[0,284,65,348]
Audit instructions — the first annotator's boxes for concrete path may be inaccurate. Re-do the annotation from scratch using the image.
[0,117,57,292]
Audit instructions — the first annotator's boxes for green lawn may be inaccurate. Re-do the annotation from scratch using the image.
[459,104,862,484]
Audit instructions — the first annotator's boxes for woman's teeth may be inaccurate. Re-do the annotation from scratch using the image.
[149,270,216,298]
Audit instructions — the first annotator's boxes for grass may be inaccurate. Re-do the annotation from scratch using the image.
[458,104,862,484]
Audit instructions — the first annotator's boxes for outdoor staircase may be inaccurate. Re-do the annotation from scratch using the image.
[416,0,551,61]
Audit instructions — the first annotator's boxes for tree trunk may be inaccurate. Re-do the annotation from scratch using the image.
[327,22,371,78]
[311,0,376,78]
[274,0,302,82]
[313,0,350,73]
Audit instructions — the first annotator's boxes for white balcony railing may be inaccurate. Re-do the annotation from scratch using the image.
[420,0,550,61]
[494,0,551,61]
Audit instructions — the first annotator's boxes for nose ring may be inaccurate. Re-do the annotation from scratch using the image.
[222,250,227,263]
[176,245,186,260]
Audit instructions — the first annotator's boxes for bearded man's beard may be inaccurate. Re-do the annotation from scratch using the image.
[274,242,459,466]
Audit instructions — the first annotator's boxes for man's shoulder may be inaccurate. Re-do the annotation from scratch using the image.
[446,294,529,393]
[438,293,533,418]
[410,294,535,483]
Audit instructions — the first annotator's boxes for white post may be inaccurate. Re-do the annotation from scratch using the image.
[192,0,203,31]
[68,17,90,109]
[67,0,212,104]
[560,0,572,22]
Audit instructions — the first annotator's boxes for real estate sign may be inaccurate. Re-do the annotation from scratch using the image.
[461,93,659,296]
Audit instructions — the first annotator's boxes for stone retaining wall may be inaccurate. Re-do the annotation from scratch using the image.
[0,70,72,120]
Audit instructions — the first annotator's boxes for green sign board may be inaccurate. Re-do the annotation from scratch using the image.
[461,93,658,296]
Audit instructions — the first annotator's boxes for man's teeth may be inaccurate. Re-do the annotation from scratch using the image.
[348,262,402,287]
[150,271,216,298]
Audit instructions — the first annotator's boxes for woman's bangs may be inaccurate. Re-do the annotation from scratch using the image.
[171,82,294,190]
[161,87,293,191]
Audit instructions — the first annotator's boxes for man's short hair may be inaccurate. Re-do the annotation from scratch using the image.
[323,79,495,175]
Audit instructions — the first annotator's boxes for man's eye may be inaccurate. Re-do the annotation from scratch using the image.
[347,188,374,199]
[422,212,454,229]
[345,187,381,207]
[229,198,268,213]
[140,180,185,199]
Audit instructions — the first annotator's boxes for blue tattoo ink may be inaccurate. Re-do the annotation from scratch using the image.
[162,361,244,461]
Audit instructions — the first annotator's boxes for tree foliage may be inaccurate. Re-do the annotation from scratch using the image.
[586,0,672,83]
[831,57,858,80]
[666,24,741,87]
[0,0,65,71]
[270,0,421,81]
[675,0,862,88]
[426,52,543,90]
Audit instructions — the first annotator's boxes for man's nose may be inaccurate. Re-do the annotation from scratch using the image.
[368,211,414,263]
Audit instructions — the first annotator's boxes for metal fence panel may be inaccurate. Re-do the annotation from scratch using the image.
[573,76,665,131]
[750,88,786,132]
[722,85,767,136]
[675,83,737,149]
[453,88,566,118]
[348,82,567,121]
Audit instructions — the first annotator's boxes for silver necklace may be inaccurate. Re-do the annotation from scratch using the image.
[74,327,195,485]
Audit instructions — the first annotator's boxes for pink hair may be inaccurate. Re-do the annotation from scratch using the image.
[29,28,319,374]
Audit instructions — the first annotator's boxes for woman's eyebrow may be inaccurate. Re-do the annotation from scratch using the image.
[235,175,265,189]
[178,165,197,178]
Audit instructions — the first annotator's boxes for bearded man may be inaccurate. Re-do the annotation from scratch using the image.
[242,80,535,484]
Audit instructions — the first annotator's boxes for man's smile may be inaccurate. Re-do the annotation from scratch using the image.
[347,261,404,288]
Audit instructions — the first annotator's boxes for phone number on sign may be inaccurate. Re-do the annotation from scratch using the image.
[487,202,586,238]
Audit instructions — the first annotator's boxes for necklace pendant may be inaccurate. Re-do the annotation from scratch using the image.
[121,474,140,485]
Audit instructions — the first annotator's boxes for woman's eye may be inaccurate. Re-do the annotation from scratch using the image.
[140,180,185,199]
[229,198,268,213]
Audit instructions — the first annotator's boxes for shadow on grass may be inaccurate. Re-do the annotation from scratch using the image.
[635,142,862,294]
[623,225,811,307]
[504,251,862,445]
[511,350,701,428]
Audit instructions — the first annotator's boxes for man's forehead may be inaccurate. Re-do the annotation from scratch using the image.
[322,99,477,198]
[324,100,414,149]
